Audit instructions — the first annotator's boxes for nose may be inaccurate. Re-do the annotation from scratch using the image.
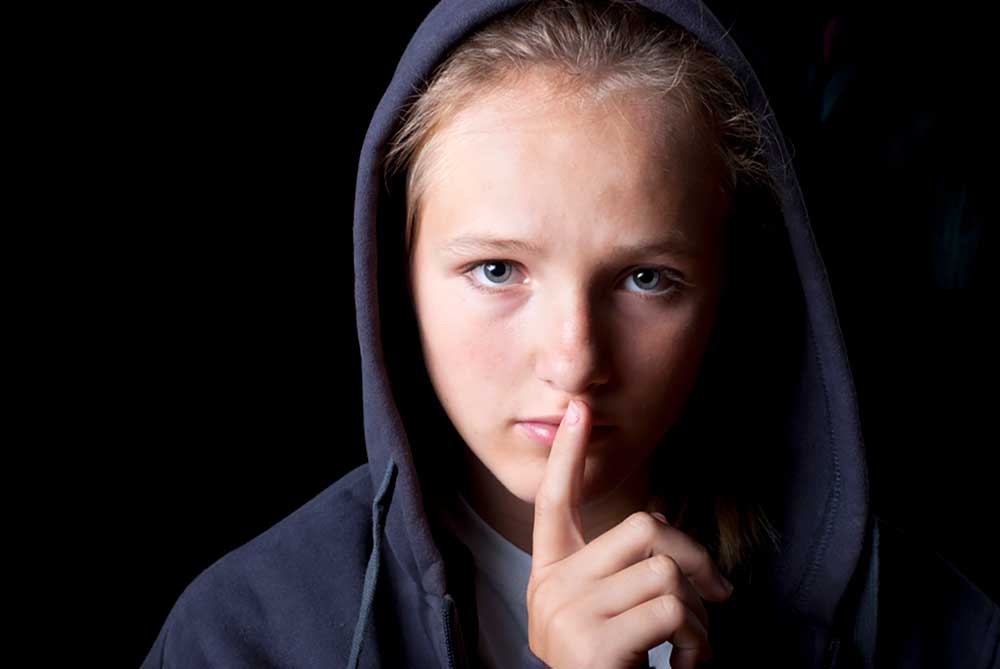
[535,288,611,393]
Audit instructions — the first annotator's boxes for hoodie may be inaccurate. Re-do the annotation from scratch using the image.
[140,1,1000,667]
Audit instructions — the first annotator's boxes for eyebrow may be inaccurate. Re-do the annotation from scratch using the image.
[440,234,700,259]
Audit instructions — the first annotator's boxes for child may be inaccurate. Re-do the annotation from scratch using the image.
[142,1,1000,667]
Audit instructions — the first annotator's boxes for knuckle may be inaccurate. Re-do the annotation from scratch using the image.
[654,594,684,625]
[548,605,578,642]
[626,511,659,537]
[531,592,602,668]
[647,553,679,581]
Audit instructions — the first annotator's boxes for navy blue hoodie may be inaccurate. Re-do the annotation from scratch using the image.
[141,1,1000,667]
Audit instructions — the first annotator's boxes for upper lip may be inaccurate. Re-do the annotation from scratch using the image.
[519,414,615,427]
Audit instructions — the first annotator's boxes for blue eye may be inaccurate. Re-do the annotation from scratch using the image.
[625,268,668,293]
[461,261,526,292]
[461,260,687,302]
[622,267,686,300]
[480,261,516,285]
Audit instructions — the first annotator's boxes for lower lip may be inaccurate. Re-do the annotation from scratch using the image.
[516,422,616,447]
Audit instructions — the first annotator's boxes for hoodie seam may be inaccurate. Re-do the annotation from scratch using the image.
[793,313,842,618]
[348,459,398,669]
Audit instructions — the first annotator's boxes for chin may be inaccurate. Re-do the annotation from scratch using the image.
[489,462,544,505]
[503,472,544,505]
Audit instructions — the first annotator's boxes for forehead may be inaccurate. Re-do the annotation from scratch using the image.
[417,74,728,249]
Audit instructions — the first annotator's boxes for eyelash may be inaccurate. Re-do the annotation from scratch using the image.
[460,260,688,302]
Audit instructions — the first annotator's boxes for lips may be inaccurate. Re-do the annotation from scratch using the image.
[518,414,615,427]
[516,421,616,447]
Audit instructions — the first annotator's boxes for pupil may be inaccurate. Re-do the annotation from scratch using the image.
[485,262,509,282]
[636,269,658,288]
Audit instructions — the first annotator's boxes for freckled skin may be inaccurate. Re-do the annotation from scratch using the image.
[407,72,731,555]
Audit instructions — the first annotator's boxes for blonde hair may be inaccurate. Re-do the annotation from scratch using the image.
[382,0,783,578]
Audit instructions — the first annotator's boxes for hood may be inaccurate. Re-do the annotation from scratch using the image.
[348,0,870,665]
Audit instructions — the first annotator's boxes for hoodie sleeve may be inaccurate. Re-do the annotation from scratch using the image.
[139,586,215,668]
[138,465,377,668]
[138,568,264,669]
[138,546,346,668]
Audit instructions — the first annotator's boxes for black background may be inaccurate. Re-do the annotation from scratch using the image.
[79,2,996,665]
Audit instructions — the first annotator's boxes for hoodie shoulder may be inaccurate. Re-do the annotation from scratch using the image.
[140,463,376,668]
[873,514,1000,667]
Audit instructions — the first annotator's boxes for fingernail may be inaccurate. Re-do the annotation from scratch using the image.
[651,512,668,524]
[566,401,581,425]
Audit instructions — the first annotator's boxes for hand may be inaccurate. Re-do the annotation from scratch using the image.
[526,400,734,669]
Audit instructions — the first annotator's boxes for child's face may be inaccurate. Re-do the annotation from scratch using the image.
[408,73,731,507]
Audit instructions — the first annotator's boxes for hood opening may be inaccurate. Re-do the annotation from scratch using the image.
[352,0,870,643]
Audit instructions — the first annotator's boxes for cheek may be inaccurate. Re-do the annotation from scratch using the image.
[618,311,715,423]
[415,284,518,417]
[446,325,512,389]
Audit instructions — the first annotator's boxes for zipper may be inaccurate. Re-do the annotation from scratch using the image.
[442,595,458,669]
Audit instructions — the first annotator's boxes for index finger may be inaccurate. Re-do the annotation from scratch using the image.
[531,399,592,570]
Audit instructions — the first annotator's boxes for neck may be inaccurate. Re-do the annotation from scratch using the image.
[457,444,667,555]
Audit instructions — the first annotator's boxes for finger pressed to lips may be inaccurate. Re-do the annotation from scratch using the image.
[531,400,731,601]
[531,399,592,569]
[517,420,617,447]
[528,399,721,668]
